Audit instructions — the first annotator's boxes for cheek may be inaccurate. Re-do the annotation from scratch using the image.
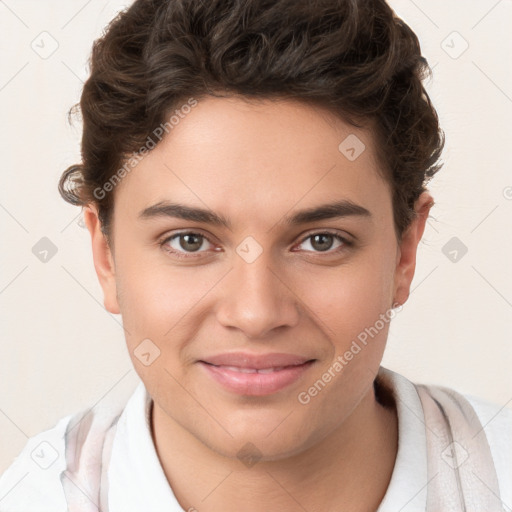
[297,253,396,346]
[113,250,180,344]
[114,250,228,371]
[291,255,397,426]
[114,245,200,321]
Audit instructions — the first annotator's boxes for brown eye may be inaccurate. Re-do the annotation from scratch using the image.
[161,232,215,258]
[310,234,335,252]
[296,232,350,254]
[178,233,203,252]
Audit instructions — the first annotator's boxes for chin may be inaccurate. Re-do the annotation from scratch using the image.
[197,414,320,463]
[205,435,311,464]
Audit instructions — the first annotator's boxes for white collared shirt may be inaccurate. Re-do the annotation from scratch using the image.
[1,367,510,511]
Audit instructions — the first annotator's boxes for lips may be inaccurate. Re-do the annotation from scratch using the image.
[200,352,313,369]
[206,365,289,374]
[198,352,316,396]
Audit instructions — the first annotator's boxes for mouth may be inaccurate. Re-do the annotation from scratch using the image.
[201,363,304,374]
[198,355,316,396]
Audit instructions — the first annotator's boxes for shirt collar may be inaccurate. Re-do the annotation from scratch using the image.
[376,366,428,511]
[108,380,183,512]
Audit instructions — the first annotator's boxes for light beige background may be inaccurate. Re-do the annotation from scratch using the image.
[1,0,511,474]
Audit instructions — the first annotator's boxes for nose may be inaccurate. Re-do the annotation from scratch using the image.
[215,250,301,339]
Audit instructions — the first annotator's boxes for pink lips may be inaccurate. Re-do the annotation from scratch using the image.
[198,352,315,396]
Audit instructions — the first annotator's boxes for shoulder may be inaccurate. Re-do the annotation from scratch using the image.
[378,367,512,506]
[463,392,512,499]
[419,383,512,505]
[463,391,512,431]
[0,396,127,512]
[0,413,72,512]
[423,384,512,443]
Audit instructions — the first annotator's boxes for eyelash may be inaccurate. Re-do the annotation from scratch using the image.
[158,230,353,260]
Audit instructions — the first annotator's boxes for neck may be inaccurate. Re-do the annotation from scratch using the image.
[151,382,398,512]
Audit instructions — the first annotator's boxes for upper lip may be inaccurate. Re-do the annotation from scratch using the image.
[199,352,315,370]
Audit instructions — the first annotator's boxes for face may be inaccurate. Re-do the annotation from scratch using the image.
[85,96,430,461]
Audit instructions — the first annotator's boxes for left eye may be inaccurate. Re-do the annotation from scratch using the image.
[295,232,348,253]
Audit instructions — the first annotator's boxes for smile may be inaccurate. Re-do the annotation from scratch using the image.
[198,359,315,396]
[208,364,290,374]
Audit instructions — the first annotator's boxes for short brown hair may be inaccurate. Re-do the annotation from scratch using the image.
[58,0,444,243]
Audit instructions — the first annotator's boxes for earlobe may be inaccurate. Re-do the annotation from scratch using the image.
[83,205,120,315]
[393,192,434,307]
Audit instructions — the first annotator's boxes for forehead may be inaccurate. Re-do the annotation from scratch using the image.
[113,96,391,227]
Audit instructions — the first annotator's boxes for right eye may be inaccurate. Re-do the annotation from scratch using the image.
[159,231,217,259]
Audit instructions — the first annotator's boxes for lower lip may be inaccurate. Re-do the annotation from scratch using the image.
[198,361,315,396]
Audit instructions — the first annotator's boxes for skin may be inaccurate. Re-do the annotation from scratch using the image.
[84,96,432,511]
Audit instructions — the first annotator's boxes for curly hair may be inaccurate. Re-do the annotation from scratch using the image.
[58,0,444,243]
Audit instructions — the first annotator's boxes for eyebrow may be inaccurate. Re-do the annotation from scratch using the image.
[138,199,371,229]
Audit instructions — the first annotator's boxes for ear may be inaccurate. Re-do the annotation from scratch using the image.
[83,205,120,314]
[393,191,434,307]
